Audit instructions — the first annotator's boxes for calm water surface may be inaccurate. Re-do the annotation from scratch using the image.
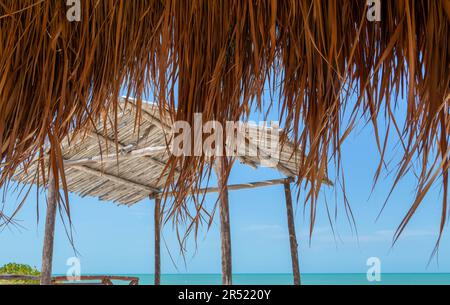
[101,273,450,285]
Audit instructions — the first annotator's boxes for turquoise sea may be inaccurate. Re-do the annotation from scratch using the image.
[106,273,450,285]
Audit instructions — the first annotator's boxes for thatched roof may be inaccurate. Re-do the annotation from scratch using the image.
[14,98,315,205]
[1,1,449,240]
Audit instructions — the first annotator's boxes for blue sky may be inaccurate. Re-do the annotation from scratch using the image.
[1,94,449,276]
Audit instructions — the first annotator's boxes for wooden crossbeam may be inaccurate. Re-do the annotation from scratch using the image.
[88,124,158,148]
[71,165,160,194]
[86,130,178,173]
[237,130,297,177]
[124,99,172,132]
[155,177,295,199]
[236,156,258,169]
[63,146,168,167]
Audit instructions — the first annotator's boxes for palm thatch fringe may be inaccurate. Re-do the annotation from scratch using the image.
[0,1,449,244]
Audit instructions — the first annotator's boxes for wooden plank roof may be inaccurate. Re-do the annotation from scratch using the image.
[15,98,327,205]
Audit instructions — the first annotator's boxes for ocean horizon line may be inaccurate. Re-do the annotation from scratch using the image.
[61,272,450,275]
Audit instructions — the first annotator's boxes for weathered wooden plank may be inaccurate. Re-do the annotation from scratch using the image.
[158,177,294,198]
[215,158,232,285]
[71,165,160,194]
[283,181,301,285]
[41,171,57,285]
[154,197,161,285]
[63,146,167,167]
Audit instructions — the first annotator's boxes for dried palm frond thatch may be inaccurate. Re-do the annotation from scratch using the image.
[0,1,449,245]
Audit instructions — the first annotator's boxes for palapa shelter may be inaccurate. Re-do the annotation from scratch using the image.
[15,98,330,285]
[17,100,176,205]
[1,0,449,284]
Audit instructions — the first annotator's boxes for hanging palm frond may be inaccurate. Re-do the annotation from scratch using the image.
[0,1,449,244]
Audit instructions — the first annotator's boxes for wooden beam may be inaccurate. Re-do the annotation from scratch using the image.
[87,130,179,173]
[124,98,172,132]
[0,275,40,282]
[51,275,140,285]
[236,128,333,186]
[238,131,297,177]
[63,146,168,167]
[41,171,57,285]
[215,157,232,285]
[236,156,258,169]
[71,165,160,193]
[283,181,301,285]
[87,125,156,151]
[158,177,294,199]
[154,197,161,285]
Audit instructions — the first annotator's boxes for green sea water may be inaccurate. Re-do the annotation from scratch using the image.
[107,273,450,285]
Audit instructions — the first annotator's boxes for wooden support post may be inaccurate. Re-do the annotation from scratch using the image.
[154,197,161,285]
[215,158,232,285]
[41,171,58,285]
[283,181,301,285]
